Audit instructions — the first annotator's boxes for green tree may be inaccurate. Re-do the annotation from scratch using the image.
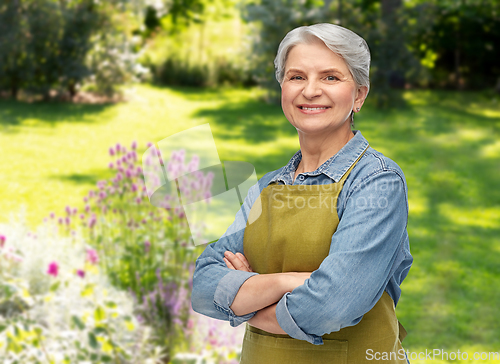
[0,0,144,100]
[0,0,33,98]
[409,0,500,90]
[241,0,421,106]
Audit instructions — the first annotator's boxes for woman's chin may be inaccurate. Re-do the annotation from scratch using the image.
[294,123,349,137]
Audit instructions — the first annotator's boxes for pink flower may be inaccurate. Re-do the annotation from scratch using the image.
[76,269,85,278]
[131,140,137,150]
[0,235,5,248]
[86,249,99,264]
[109,147,115,156]
[47,261,59,277]
[88,214,96,228]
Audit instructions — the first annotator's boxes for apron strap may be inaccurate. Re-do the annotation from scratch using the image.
[338,144,369,184]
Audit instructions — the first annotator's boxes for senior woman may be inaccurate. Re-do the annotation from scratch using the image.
[191,23,412,364]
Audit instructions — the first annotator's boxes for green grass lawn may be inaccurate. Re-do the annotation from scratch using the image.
[1,84,499,362]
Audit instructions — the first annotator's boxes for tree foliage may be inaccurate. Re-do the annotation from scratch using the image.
[241,0,500,105]
[0,0,144,100]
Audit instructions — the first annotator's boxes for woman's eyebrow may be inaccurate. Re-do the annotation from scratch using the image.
[319,68,344,74]
[285,68,304,75]
[285,68,344,75]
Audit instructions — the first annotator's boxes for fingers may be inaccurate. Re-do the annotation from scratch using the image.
[224,251,253,272]
[235,252,253,272]
[223,256,236,269]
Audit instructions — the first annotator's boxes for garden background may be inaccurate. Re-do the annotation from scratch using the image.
[0,0,499,363]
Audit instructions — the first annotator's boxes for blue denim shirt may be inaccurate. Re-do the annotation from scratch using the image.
[191,129,413,345]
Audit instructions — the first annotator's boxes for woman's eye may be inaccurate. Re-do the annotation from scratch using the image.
[291,75,304,80]
[326,75,338,81]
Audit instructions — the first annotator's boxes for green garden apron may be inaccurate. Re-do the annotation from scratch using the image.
[240,146,407,364]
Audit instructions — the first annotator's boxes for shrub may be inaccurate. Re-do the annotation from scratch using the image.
[0,217,167,363]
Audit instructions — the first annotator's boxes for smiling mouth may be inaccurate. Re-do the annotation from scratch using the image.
[299,106,330,110]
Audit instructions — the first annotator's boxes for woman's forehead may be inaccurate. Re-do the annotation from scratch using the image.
[285,42,349,73]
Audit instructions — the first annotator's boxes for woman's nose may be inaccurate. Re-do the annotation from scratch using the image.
[302,80,323,99]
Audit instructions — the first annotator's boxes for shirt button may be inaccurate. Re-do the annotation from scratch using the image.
[299,175,305,181]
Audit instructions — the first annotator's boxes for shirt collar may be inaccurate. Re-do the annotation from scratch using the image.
[269,129,369,185]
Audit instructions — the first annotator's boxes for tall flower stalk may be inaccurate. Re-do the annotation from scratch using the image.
[43,141,214,358]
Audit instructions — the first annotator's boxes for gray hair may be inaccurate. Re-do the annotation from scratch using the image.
[274,23,371,94]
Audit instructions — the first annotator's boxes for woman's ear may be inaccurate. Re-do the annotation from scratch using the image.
[354,86,368,110]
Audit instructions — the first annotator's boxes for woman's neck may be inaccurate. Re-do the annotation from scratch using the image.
[294,127,355,178]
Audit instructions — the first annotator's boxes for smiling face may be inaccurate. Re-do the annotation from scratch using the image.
[281,39,367,137]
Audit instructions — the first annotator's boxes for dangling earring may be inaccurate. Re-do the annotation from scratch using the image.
[351,107,360,128]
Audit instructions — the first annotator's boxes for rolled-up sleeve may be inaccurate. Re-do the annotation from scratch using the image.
[275,169,409,344]
[191,180,262,326]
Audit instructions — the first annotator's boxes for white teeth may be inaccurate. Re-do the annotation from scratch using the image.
[301,107,327,110]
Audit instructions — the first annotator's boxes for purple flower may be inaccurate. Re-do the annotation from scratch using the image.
[50,212,55,219]
[109,147,115,156]
[86,248,99,264]
[47,261,59,277]
[108,162,114,169]
[65,205,71,215]
[88,214,97,228]
[115,143,122,154]
[0,235,5,248]
[131,183,138,192]
[131,140,137,150]
[144,241,151,253]
[76,269,85,278]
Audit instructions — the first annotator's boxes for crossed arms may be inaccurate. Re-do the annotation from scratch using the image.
[223,251,311,334]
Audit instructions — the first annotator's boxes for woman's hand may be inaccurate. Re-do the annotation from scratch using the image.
[223,251,253,272]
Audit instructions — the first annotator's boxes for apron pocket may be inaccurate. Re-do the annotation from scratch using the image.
[240,327,348,364]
